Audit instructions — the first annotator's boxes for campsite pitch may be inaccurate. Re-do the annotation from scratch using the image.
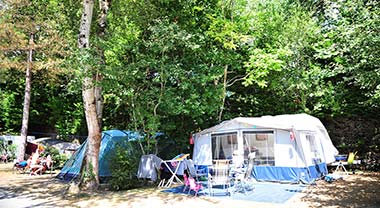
[0,163,379,208]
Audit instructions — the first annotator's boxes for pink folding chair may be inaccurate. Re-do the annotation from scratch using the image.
[183,173,202,196]
[183,174,190,192]
[188,176,202,196]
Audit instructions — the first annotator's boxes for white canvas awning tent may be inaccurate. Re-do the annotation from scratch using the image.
[33,137,80,156]
[192,114,339,183]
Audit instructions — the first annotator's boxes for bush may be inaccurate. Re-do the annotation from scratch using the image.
[0,140,17,162]
[109,141,142,190]
[41,145,68,168]
[6,144,17,161]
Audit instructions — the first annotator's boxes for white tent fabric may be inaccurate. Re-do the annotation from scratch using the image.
[33,137,79,155]
[198,114,330,133]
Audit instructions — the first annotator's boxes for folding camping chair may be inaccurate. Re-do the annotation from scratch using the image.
[184,159,208,180]
[13,160,29,173]
[208,160,231,196]
[233,152,255,195]
[183,173,203,196]
[347,152,358,165]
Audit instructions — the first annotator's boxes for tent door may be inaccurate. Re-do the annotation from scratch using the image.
[301,132,324,178]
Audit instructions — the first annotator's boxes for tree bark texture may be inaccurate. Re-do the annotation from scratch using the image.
[98,0,111,37]
[82,76,101,189]
[78,0,101,190]
[78,0,94,49]
[18,33,34,161]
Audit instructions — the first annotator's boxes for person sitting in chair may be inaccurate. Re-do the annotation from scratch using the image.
[41,154,53,173]
[1,153,8,163]
[29,151,44,176]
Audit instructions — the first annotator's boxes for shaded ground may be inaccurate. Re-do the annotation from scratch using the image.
[298,171,380,208]
[0,163,379,208]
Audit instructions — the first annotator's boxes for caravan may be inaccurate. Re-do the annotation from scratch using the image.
[192,114,338,183]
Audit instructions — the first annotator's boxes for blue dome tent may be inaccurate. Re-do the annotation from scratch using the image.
[57,130,163,182]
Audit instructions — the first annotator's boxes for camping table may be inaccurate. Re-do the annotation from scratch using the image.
[330,160,361,175]
[158,160,184,188]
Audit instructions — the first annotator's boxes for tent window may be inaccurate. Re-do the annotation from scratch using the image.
[211,132,238,160]
[243,131,275,166]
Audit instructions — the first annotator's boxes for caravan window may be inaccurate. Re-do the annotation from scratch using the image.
[243,131,275,166]
[211,132,238,160]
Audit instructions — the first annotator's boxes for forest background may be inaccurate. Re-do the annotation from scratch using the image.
[0,0,379,172]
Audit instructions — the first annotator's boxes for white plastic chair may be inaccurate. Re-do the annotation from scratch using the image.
[208,160,231,196]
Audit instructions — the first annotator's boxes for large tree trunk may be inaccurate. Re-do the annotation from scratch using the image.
[82,76,102,190]
[18,32,34,161]
[78,0,101,191]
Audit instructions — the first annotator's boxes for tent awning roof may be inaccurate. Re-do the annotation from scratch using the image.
[197,113,326,135]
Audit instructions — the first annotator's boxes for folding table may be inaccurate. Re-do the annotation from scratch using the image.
[330,160,361,175]
[158,159,184,188]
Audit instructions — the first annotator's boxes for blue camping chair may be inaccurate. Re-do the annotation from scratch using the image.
[184,159,208,181]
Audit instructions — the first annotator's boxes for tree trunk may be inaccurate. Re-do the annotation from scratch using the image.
[218,65,228,122]
[18,32,34,161]
[82,76,102,190]
[78,0,101,191]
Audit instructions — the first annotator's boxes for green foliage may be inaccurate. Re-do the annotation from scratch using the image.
[308,0,380,116]
[0,140,17,162]
[0,68,86,136]
[109,141,142,190]
[41,145,68,168]
[103,3,226,155]
[0,0,69,73]
[7,144,17,162]
[243,48,291,87]
[82,160,96,185]
[0,0,82,136]
[0,90,22,133]
[219,0,323,116]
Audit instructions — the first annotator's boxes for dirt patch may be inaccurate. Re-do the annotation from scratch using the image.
[0,163,379,208]
[298,172,380,208]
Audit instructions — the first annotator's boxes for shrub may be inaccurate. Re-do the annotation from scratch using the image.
[41,145,68,168]
[0,140,17,162]
[109,141,142,190]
